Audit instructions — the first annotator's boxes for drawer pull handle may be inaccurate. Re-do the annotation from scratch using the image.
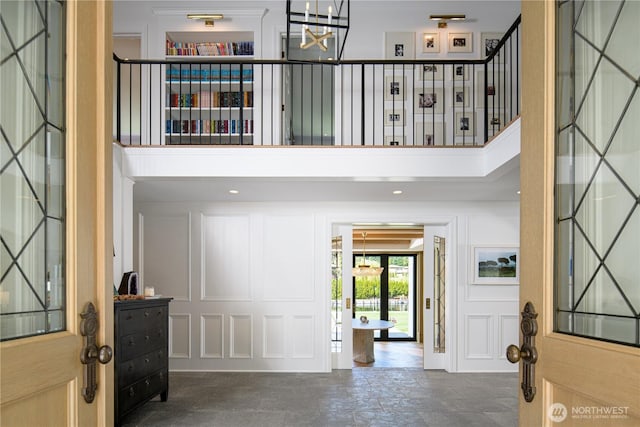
[145,335,150,341]
[145,358,150,363]
[159,372,164,380]
[144,311,150,317]
[126,314,133,320]
[128,365,134,372]
[129,337,135,346]
[145,379,150,387]
[129,387,135,397]
[157,329,162,337]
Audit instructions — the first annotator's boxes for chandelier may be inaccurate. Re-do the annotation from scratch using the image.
[286,0,350,60]
[352,232,384,277]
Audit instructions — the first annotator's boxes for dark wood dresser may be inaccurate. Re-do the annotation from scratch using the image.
[114,298,171,426]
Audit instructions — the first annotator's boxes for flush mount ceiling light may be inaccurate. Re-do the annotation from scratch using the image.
[429,14,466,28]
[187,13,224,27]
[352,232,384,277]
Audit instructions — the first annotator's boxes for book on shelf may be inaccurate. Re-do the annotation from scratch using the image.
[167,91,254,108]
[166,67,254,82]
[166,40,254,57]
[165,119,254,135]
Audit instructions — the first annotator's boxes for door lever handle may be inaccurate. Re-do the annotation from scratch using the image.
[506,301,538,403]
[80,302,113,403]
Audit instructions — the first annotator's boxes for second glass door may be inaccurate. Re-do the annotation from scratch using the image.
[353,254,417,341]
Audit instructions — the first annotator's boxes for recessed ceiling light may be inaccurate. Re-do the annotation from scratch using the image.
[393,190,403,195]
[516,190,521,195]
[229,190,239,194]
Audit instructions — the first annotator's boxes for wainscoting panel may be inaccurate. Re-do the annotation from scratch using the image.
[201,214,250,301]
[262,216,314,301]
[291,315,314,359]
[465,314,492,359]
[200,314,224,359]
[230,314,253,359]
[169,313,191,358]
[498,314,519,359]
[263,315,285,358]
[140,213,191,301]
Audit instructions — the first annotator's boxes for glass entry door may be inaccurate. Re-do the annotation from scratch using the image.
[353,254,417,341]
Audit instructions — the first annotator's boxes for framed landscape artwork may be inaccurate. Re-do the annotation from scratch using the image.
[472,246,519,285]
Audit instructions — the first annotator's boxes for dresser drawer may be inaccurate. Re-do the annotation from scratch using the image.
[118,349,166,386]
[117,305,167,335]
[119,328,166,361]
[118,370,168,415]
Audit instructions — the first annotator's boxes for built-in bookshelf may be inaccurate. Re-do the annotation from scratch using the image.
[165,31,254,145]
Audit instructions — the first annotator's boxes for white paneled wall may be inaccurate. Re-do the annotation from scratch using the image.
[133,201,519,372]
[135,205,328,371]
[456,214,520,372]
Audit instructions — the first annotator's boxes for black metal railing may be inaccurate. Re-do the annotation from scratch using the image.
[114,15,520,147]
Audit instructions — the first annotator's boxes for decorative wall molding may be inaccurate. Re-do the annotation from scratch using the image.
[263,315,286,358]
[200,314,224,359]
[465,314,493,359]
[230,314,253,359]
[169,313,192,358]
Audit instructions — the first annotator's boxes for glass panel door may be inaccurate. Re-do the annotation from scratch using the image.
[353,254,417,341]
[555,0,639,347]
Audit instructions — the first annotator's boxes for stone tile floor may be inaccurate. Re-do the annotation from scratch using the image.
[121,369,518,427]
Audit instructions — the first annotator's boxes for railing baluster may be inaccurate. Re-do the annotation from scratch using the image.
[112,15,520,148]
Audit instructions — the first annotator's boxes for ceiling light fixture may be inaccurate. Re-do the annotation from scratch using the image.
[429,14,466,28]
[286,0,350,60]
[229,189,239,194]
[352,232,384,277]
[187,13,224,27]
[393,190,403,195]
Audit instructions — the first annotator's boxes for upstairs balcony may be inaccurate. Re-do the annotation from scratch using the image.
[113,16,520,149]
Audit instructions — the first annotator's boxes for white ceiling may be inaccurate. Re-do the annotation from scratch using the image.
[133,156,520,203]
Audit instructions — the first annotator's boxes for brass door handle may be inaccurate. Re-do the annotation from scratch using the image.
[506,343,537,364]
[507,302,538,403]
[80,302,113,403]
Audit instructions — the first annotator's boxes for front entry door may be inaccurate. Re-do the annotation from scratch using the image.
[518,1,639,425]
[0,1,113,425]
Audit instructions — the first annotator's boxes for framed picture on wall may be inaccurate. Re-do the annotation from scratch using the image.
[415,121,445,146]
[475,70,509,110]
[384,135,406,146]
[448,32,473,53]
[384,76,406,101]
[453,64,469,81]
[384,109,405,126]
[481,32,504,61]
[419,63,444,81]
[422,33,440,53]
[385,32,415,59]
[414,87,444,114]
[453,86,470,107]
[471,246,519,285]
[455,111,476,136]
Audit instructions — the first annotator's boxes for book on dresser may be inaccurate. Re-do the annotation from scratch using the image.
[114,297,172,426]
